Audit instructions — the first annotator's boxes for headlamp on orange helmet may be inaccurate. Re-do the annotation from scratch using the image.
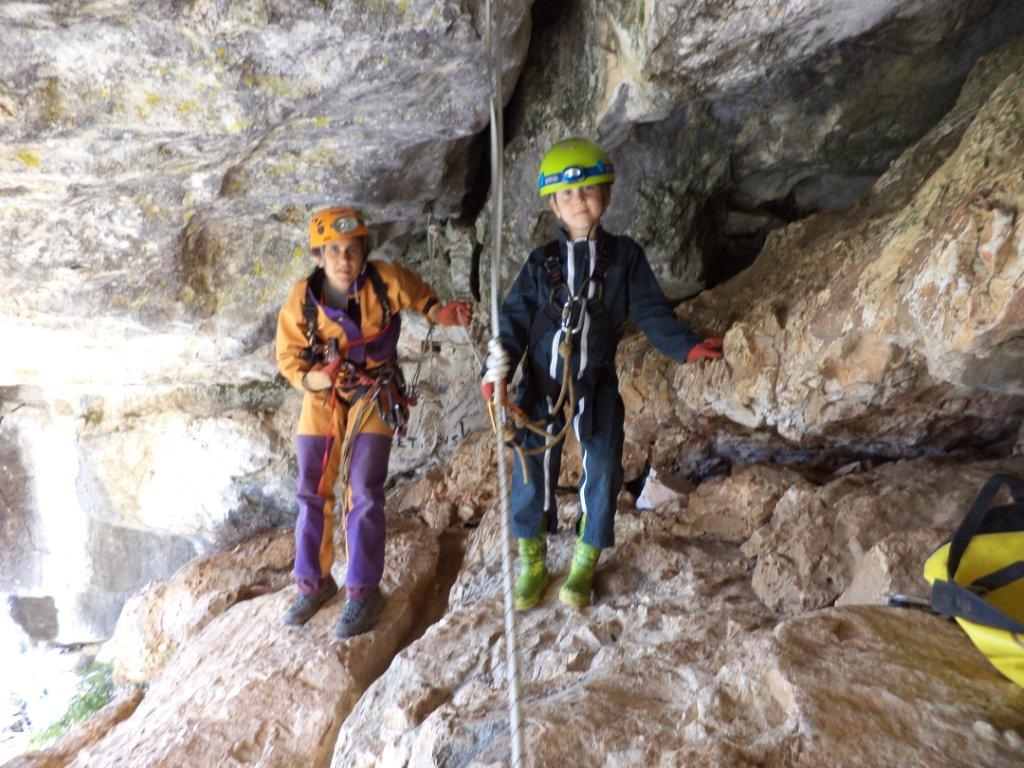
[308,206,371,253]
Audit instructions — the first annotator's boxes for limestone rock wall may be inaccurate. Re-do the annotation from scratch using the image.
[5,523,441,768]
[618,38,1024,468]
[10,453,1023,767]
[4,0,1023,646]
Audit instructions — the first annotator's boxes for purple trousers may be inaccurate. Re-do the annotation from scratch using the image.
[294,432,392,594]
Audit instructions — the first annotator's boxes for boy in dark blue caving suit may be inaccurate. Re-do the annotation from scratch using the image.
[482,138,724,609]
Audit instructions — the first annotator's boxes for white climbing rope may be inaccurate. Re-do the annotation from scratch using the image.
[483,338,511,385]
[483,0,526,765]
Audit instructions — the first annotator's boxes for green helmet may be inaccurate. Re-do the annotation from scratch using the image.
[537,137,615,197]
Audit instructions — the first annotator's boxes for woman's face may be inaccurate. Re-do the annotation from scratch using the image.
[317,236,366,293]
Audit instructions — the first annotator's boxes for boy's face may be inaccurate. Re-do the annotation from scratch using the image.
[316,236,366,293]
[548,183,611,237]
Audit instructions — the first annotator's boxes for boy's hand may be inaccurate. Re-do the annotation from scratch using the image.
[480,379,525,418]
[435,301,474,326]
[481,380,494,402]
[685,336,724,363]
[480,379,508,403]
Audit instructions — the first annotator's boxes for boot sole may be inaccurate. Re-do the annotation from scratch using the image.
[514,573,551,611]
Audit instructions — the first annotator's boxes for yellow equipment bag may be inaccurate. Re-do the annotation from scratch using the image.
[923,473,1024,689]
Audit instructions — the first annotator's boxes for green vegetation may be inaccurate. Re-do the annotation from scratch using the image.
[28,663,116,749]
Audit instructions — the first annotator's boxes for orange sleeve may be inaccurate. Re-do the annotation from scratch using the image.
[380,260,441,320]
[275,279,312,392]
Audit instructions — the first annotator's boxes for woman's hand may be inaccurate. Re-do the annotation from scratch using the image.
[434,301,474,326]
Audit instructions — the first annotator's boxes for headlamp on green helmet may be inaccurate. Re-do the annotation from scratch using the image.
[537,137,615,197]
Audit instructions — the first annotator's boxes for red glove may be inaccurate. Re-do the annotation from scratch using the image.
[685,336,724,363]
[480,379,508,403]
[481,379,524,418]
[435,301,473,327]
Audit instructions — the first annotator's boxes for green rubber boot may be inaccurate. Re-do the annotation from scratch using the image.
[514,535,550,611]
[559,538,601,607]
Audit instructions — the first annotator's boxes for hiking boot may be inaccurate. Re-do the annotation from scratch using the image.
[559,539,600,607]
[334,587,386,639]
[283,576,339,626]
[514,535,550,611]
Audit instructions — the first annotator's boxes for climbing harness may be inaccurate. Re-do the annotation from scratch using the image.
[527,233,615,353]
[485,233,617,484]
[483,0,526,763]
[924,473,1024,689]
[316,365,414,561]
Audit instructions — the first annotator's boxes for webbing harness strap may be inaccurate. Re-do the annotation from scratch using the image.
[931,579,1024,634]
[302,299,319,351]
[363,262,393,327]
[542,233,615,293]
[527,234,615,350]
[970,561,1024,594]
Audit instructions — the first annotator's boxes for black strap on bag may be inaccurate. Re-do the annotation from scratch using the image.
[971,561,1024,594]
[945,473,1024,577]
[931,581,1024,633]
[930,473,1024,634]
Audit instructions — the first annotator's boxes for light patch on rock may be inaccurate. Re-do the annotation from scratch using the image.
[837,526,947,607]
[635,468,692,511]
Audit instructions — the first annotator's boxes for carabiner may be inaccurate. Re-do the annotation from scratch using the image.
[565,297,589,335]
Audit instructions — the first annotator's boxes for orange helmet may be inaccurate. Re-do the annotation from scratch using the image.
[308,206,371,251]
